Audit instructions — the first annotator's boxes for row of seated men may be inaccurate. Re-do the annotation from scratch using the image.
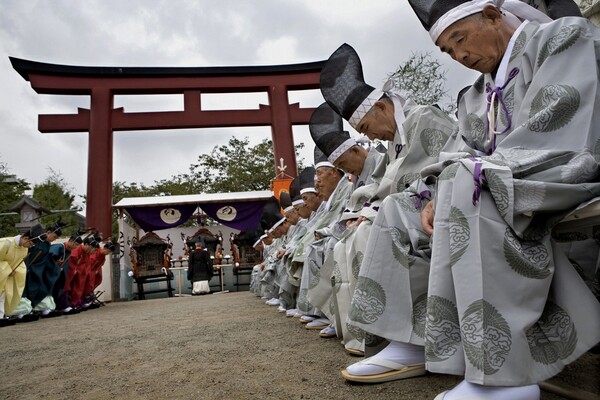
[0,222,115,326]
[249,1,600,399]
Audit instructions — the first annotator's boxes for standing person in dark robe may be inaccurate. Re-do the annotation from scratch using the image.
[187,240,213,295]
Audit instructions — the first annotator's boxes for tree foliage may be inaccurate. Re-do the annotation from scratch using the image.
[188,137,282,193]
[389,52,456,115]
[0,160,30,237]
[32,168,81,237]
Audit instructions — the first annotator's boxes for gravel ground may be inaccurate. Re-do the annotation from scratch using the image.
[0,292,597,400]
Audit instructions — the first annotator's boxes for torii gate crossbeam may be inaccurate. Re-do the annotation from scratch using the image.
[10,57,325,237]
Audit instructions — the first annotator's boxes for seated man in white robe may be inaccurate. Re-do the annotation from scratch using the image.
[249,234,265,296]
[306,102,387,349]
[262,208,292,309]
[320,42,458,379]
[391,1,600,399]
[295,148,352,326]
[258,198,285,303]
[279,178,312,317]
[286,167,325,317]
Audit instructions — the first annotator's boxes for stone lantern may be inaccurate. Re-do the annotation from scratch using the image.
[9,195,50,233]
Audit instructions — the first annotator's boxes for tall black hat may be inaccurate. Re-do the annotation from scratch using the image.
[70,230,84,244]
[30,223,47,243]
[104,241,116,252]
[544,0,582,19]
[407,0,552,42]
[260,196,285,233]
[313,146,331,170]
[298,166,317,196]
[320,43,384,129]
[279,191,294,213]
[409,0,468,32]
[249,227,264,248]
[48,219,67,237]
[310,102,355,166]
[288,175,303,205]
[83,234,101,248]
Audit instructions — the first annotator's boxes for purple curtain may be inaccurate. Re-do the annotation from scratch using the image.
[200,200,268,231]
[126,204,198,232]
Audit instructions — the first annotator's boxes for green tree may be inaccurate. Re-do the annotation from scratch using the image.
[0,160,30,237]
[388,52,456,115]
[185,136,304,193]
[32,168,81,237]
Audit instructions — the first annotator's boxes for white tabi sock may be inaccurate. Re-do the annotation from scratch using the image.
[440,380,540,400]
[346,340,425,376]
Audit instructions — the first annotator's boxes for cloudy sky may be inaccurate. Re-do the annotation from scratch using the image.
[0,0,477,210]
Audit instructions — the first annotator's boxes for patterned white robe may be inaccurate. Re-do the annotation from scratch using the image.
[296,177,353,315]
[345,104,458,348]
[425,17,600,385]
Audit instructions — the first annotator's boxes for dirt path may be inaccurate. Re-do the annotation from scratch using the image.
[0,292,597,400]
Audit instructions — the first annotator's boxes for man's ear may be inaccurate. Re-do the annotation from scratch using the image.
[482,4,502,24]
[352,145,364,157]
[374,99,387,113]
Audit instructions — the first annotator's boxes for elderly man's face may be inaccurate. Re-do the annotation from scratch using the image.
[270,228,283,239]
[301,192,321,212]
[355,100,397,142]
[334,146,368,176]
[436,6,513,74]
[284,208,300,225]
[273,221,290,237]
[295,202,312,219]
[315,167,342,200]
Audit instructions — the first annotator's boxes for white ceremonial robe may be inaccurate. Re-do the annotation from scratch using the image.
[296,177,353,315]
[342,103,457,351]
[425,18,600,385]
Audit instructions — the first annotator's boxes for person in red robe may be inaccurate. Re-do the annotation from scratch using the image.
[82,241,114,308]
[59,235,98,312]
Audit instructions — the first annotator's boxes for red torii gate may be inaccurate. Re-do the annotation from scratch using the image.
[10,57,324,237]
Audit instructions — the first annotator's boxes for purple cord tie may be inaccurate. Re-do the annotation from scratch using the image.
[395,144,404,159]
[357,181,365,188]
[485,67,519,153]
[410,190,432,210]
[472,161,486,206]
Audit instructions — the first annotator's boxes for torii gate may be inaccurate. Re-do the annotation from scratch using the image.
[10,57,324,237]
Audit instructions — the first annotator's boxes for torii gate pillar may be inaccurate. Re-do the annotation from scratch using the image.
[88,88,114,237]
[10,58,324,237]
